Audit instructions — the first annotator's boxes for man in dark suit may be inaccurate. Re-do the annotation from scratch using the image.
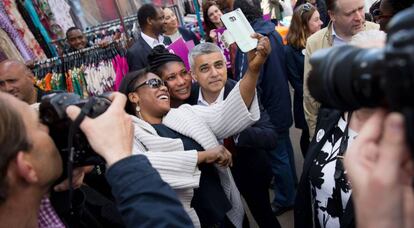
[187,42,281,228]
[127,4,172,72]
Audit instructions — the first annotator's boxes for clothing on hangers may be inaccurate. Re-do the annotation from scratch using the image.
[2,0,47,60]
[33,43,128,98]
[0,2,35,61]
[23,0,58,56]
[0,28,24,61]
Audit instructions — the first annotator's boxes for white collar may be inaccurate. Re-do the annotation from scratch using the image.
[141,32,165,48]
[197,87,225,106]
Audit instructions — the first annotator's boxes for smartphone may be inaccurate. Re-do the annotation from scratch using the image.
[220,8,258,53]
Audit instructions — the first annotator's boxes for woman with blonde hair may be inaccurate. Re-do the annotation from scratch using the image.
[285,3,322,156]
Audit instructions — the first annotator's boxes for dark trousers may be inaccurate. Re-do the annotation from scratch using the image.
[268,129,297,207]
[231,147,281,228]
[300,126,310,158]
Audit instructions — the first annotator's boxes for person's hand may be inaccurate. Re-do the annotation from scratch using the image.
[344,110,414,228]
[53,166,94,192]
[209,29,218,42]
[247,33,271,74]
[66,92,134,167]
[97,40,110,48]
[198,145,233,167]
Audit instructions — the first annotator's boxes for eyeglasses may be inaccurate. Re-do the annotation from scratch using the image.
[134,78,165,90]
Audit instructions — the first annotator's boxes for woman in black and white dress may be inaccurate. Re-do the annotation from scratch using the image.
[295,109,373,228]
[294,30,386,228]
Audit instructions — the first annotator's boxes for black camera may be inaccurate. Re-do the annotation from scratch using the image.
[308,6,414,149]
[39,92,111,167]
[308,7,414,111]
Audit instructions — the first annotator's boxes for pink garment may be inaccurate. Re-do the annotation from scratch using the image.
[3,0,46,60]
[38,196,65,228]
[215,28,232,69]
[113,54,129,91]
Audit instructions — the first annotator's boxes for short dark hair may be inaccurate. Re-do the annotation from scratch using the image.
[137,4,159,29]
[66,27,82,39]
[0,95,31,204]
[233,0,263,22]
[118,68,152,115]
[326,0,338,11]
[369,0,381,16]
[387,0,414,15]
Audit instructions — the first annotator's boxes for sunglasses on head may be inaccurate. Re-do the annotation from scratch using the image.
[134,78,164,90]
[300,3,313,17]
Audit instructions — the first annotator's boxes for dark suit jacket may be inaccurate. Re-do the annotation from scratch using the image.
[106,155,194,228]
[294,108,355,228]
[178,27,200,45]
[234,19,293,132]
[126,35,172,72]
[285,44,306,130]
[188,79,277,226]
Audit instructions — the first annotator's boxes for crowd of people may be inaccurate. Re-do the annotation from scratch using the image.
[0,0,414,227]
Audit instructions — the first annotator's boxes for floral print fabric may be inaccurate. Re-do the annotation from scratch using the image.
[308,117,357,228]
[0,27,24,61]
[2,0,46,60]
[0,2,35,61]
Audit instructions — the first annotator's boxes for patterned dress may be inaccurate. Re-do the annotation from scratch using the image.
[309,117,358,228]
[2,0,46,60]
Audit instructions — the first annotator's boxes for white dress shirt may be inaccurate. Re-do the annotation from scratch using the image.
[197,87,225,106]
[141,32,165,48]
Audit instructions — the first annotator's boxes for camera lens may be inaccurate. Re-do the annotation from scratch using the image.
[308,45,385,111]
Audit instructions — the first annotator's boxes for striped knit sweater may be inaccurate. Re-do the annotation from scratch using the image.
[131,82,260,228]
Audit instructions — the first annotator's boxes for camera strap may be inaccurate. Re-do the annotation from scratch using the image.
[66,98,97,217]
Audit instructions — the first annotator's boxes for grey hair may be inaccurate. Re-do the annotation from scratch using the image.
[188,42,226,71]
[350,30,387,48]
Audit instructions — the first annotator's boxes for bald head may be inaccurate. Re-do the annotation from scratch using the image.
[0,60,36,104]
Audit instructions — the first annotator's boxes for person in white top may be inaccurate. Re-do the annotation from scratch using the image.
[119,34,271,228]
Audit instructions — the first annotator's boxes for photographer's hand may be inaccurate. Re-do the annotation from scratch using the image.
[54,166,94,191]
[344,110,414,228]
[66,92,134,167]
